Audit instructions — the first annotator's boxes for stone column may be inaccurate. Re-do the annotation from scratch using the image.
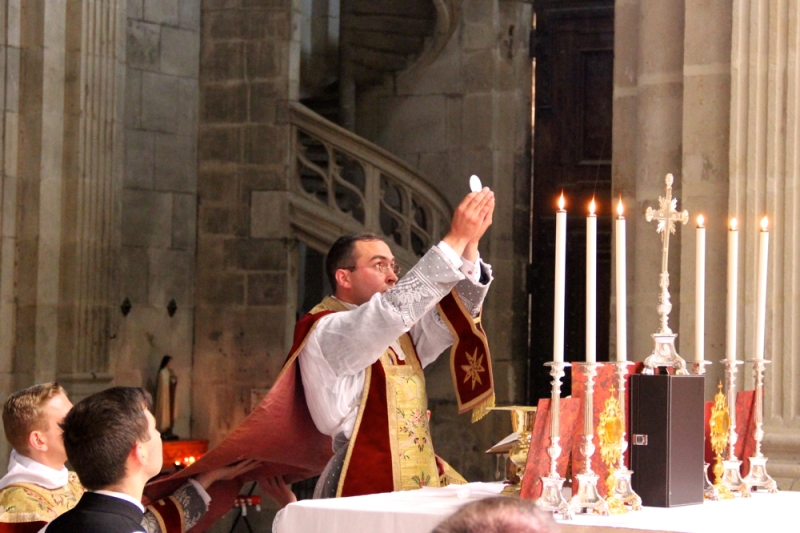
[194,0,299,446]
[57,0,126,397]
[0,0,125,400]
[0,0,24,399]
[729,0,800,487]
[616,0,686,363]
[678,0,732,397]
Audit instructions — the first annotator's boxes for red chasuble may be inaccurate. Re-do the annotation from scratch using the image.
[144,290,492,531]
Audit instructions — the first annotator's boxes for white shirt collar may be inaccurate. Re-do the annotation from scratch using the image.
[93,490,146,512]
[0,449,69,491]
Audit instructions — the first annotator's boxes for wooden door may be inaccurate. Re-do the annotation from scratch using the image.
[529,1,614,400]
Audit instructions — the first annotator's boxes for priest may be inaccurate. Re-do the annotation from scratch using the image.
[143,188,496,529]
[295,187,496,498]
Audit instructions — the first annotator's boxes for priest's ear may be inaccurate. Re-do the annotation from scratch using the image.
[334,268,352,291]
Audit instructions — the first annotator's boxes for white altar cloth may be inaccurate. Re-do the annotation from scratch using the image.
[277,483,793,533]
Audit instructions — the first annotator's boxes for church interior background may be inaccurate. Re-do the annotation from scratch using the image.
[1,0,800,529]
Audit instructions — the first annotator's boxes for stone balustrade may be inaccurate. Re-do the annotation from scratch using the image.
[286,101,451,266]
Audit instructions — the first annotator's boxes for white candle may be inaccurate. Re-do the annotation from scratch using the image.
[553,194,567,363]
[756,216,770,360]
[586,199,597,363]
[615,199,627,362]
[726,218,738,361]
[695,215,705,363]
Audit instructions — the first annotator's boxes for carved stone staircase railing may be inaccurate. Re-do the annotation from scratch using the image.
[286,101,451,267]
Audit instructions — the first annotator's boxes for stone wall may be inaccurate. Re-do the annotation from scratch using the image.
[117,0,201,438]
[355,0,533,481]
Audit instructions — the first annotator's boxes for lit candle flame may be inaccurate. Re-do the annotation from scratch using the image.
[761,216,769,231]
[617,198,624,216]
[730,218,737,230]
[697,214,704,228]
[589,198,596,215]
[558,193,565,211]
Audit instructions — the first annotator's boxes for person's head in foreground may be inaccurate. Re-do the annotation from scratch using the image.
[2,382,72,469]
[60,387,162,491]
[432,497,558,533]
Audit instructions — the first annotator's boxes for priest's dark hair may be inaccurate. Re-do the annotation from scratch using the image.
[432,497,556,533]
[325,232,384,291]
[60,387,153,490]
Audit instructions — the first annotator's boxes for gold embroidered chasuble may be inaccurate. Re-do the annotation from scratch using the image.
[0,473,83,523]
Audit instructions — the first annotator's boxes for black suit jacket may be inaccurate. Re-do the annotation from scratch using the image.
[45,492,145,533]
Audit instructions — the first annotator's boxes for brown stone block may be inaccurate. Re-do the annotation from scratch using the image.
[223,238,287,270]
[206,9,246,40]
[264,11,291,41]
[195,236,226,272]
[202,83,247,123]
[243,125,285,165]
[245,41,279,80]
[249,82,280,122]
[462,50,495,92]
[246,272,287,305]
[198,126,241,164]
[198,168,239,203]
[196,272,245,305]
[252,0,288,10]
[243,10,270,40]
[201,0,241,11]
[202,42,243,81]
[239,167,285,193]
[200,206,235,234]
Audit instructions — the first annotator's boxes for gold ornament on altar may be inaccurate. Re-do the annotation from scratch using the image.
[597,385,628,514]
[487,406,537,496]
[709,382,734,500]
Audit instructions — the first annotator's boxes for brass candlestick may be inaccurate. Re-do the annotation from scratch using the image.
[709,382,734,499]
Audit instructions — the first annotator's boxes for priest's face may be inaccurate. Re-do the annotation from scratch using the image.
[340,240,399,305]
[43,393,73,467]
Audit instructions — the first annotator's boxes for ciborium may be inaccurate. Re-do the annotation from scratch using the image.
[489,406,538,496]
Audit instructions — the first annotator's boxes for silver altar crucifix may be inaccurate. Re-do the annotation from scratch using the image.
[643,173,689,374]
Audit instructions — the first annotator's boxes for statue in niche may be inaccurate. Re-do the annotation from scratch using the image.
[155,355,179,441]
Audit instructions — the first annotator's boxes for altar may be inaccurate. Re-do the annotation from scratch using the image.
[276,483,794,533]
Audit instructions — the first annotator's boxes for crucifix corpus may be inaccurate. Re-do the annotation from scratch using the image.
[643,173,689,375]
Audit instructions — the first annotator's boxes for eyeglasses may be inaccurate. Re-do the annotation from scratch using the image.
[343,261,402,276]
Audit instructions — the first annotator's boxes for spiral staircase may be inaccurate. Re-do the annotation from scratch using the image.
[287,0,460,266]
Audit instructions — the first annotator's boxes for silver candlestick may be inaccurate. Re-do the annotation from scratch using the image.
[536,362,573,519]
[643,174,689,375]
[720,359,750,496]
[742,358,777,493]
[609,361,642,510]
[569,362,609,515]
